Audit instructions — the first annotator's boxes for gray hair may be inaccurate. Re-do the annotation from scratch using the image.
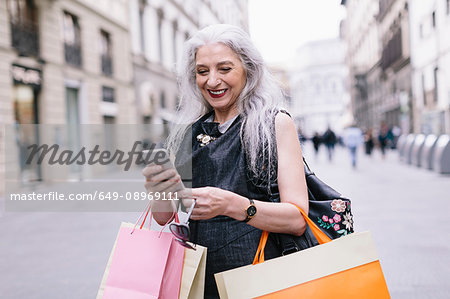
[166,24,286,185]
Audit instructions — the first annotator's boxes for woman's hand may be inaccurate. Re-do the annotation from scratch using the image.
[142,164,181,225]
[142,164,182,194]
[187,187,241,220]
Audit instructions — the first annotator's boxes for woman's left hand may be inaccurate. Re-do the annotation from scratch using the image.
[187,187,236,220]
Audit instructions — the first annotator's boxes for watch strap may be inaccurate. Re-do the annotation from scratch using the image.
[244,199,256,223]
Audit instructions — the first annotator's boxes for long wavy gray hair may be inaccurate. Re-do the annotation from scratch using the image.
[166,24,286,185]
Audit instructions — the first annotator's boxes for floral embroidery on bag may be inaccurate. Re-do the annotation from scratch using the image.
[342,212,353,231]
[333,214,341,223]
[331,199,346,213]
[316,200,353,237]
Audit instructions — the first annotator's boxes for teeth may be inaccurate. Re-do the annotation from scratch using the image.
[209,89,226,95]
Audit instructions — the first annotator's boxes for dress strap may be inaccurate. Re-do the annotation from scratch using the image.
[278,109,291,118]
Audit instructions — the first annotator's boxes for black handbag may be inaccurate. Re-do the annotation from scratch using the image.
[270,158,354,255]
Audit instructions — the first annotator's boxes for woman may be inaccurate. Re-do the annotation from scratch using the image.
[143,24,309,298]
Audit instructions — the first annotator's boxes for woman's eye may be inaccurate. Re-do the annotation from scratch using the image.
[220,68,231,72]
[197,70,208,75]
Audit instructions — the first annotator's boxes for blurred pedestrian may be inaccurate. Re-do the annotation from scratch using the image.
[312,132,321,159]
[391,125,401,149]
[297,130,308,152]
[322,127,337,161]
[343,123,363,168]
[378,122,391,159]
[364,128,374,156]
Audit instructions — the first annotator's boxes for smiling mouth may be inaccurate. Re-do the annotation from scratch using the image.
[208,89,228,98]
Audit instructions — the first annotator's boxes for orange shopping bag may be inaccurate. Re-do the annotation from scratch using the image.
[214,205,390,299]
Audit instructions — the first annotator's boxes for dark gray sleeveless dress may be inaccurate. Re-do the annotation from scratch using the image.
[175,112,281,298]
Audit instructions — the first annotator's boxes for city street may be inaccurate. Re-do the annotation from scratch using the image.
[1,143,449,298]
[302,143,450,299]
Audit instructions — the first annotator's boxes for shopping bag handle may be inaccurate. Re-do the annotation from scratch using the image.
[131,200,179,234]
[252,203,332,265]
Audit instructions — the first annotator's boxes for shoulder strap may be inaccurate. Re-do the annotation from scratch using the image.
[278,109,291,117]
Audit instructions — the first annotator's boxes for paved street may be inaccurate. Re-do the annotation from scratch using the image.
[1,144,449,298]
[302,143,450,299]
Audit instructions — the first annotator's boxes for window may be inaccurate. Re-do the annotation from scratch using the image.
[63,12,80,46]
[172,21,178,64]
[160,91,166,109]
[433,67,438,103]
[100,30,112,76]
[102,86,115,103]
[432,11,436,28]
[447,0,450,15]
[138,0,145,53]
[8,0,37,24]
[63,11,82,66]
[7,0,39,56]
[175,96,180,109]
[421,73,426,106]
[157,9,163,63]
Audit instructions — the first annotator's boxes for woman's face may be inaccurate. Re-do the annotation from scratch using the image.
[195,43,247,114]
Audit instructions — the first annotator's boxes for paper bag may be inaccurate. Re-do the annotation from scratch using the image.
[97,222,185,299]
[179,244,207,299]
[215,206,390,299]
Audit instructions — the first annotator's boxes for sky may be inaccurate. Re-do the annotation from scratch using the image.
[248,0,346,66]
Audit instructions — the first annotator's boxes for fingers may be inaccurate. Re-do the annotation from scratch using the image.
[179,189,194,200]
[142,164,163,178]
[188,187,210,198]
[143,166,181,193]
[146,168,178,185]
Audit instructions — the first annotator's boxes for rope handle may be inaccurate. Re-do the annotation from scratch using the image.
[131,200,179,234]
[252,203,332,265]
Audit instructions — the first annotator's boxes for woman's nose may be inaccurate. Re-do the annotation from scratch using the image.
[207,73,221,87]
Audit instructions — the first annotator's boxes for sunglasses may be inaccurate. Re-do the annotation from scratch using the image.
[169,200,196,250]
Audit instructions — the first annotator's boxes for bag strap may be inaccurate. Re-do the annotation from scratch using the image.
[131,200,179,234]
[303,157,313,176]
[252,203,332,265]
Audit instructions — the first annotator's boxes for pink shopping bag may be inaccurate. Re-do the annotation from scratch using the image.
[100,203,185,299]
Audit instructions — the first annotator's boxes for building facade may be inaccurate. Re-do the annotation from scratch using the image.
[1,0,135,194]
[377,0,413,134]
[409,0,450,135]
[342,0,412,134]
[342,0,450,136]
[341,0,380,131]
[289,39,350,137]
[0,0,249,196]
[128,0,249,143]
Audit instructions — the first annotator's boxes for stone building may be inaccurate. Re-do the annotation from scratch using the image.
[0,0,249,196]
[341,0,450,136]
[409,0,450,135]
[0,0,135,193]
[377,0,413,134]
[341,0,412,134]
[289,39,350,137]
[340,0,380,131]
[128,0,249,142]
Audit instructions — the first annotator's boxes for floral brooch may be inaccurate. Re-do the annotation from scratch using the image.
[197,134,217,147]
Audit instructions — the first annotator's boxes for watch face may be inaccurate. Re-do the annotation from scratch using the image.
[247,205,257,217]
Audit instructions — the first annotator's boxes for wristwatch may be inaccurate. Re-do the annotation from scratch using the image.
[244,199,257,223]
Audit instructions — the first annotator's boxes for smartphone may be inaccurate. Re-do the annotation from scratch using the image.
[142,149,185,192]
